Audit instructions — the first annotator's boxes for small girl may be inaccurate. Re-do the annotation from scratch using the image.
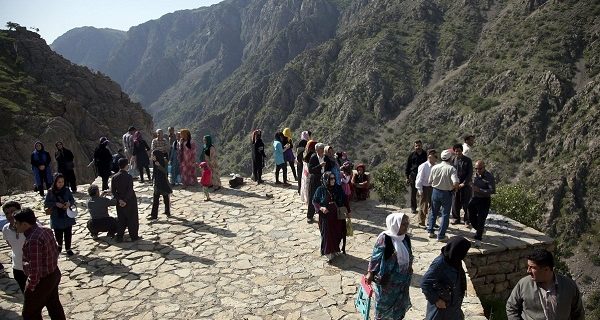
[199,162,212,201]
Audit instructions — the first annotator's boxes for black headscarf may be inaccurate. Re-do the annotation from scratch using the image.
[441,236,471,292]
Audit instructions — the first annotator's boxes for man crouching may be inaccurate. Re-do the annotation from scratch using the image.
[86,184,118,239]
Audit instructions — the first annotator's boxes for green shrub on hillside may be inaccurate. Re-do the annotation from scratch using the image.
[373,165,404,206]
[491,184,543,230]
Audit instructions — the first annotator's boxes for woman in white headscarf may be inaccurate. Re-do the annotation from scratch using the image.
[365,212,413,319]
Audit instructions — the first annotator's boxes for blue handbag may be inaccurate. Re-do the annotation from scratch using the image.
[355,275,374,320]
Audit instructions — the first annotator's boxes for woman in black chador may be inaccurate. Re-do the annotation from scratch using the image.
[93,137,113,191]
[55,141,77,193]
[251,129,266,184]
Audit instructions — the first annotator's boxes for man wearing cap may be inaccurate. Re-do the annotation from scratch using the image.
[427,149,459,241]
[122,126,138,177]
[111,158,141,242]
[13,208,66,319]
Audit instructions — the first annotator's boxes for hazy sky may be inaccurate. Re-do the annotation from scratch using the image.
[0,0,223,44]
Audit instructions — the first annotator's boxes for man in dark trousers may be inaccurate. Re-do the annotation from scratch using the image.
[405,140,427,213]
[469,160,495,241]
[111,158,141,242]
[451,144,473,225]
[13,208,66,320]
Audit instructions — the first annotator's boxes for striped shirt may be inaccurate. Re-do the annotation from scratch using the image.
[151,138,170,155]
[22,225,59,291]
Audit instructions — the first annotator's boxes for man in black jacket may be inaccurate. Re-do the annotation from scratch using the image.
[405,140,427,213]
[111,158,140,242]
[55,141,76,193]
[451,144,473,225]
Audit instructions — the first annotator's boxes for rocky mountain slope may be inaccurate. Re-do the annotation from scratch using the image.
[50,26,126,71]
[0,27,152,194]
[51,0,599,310]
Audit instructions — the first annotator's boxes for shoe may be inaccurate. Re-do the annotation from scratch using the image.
[473,234,482,241]
[418,222,426,227]
[428,232,436,239]
[204,198,210,202]
[282,182,291,186]
[307,218,315,224]
[437,236,448,242]
[131,236,142,241]
[66,250,74,256]
[91,232,99,239]
[146,215,157,220]
[411,210,417,214]
[108,232,116,239]
[165,212,171,217]
[465,222,472,228]
[275,181,282,185]
[325,253,335,262]
[451,220,461,225]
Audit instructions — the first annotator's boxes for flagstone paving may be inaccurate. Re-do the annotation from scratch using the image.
[0,173,488,319]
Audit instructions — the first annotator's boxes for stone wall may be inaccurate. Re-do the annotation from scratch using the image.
[462,214,554,299]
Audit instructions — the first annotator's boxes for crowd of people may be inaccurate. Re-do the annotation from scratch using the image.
[251,128,373,263]
[0,128,586,320]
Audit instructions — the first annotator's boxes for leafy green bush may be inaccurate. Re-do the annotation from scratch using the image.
[373,165,404,205]
[491,184,543,230]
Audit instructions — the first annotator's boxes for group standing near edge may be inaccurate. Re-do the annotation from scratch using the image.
[1,127,587,320]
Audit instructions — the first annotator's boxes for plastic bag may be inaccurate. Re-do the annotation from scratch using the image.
[346,218,354,236]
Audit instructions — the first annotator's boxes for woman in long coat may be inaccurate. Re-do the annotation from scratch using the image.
[31,141,53,197]
[132,131,151,182]
[203,135,221,189]
[251,129,266,184]
[421,236,471,320]
[179,129,197,187]
[168,131,181,185]
[312,171,351,262]
[44,173,76,256]
[93,137,113,191]
[366,213,413,319]
[300,140,316,204]
[55,141,77,193]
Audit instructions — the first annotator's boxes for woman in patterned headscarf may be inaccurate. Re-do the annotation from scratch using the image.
[366,212,413,319]
[312,171,351,262]
[203,135,221,190]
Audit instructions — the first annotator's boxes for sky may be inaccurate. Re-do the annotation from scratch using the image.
[0,0,223,44]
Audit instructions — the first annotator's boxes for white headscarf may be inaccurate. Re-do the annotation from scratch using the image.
[381,212,410,267]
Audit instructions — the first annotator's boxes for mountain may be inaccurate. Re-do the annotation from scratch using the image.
[0,26,152,194]
[50,26,126,71]
[51,0,600,310]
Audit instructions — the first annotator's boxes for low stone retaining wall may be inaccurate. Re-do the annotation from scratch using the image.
[463,214,554,299]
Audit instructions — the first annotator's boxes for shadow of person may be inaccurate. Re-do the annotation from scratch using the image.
[69,254,132,276]
[153,216,236,238]
[330,253,369,273]
[211,199,247,208]
[0,308,21,320]
[111,239,216,265]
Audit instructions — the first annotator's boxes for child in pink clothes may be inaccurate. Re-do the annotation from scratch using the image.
[199,162,212,201]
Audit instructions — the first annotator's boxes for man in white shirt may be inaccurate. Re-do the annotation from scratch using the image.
[2,200,26,292]
[427,150,459,241]
[462,134,475,158]
[416,149,437,227]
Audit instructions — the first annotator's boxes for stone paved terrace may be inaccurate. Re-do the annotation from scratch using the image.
[0,173,551,319]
